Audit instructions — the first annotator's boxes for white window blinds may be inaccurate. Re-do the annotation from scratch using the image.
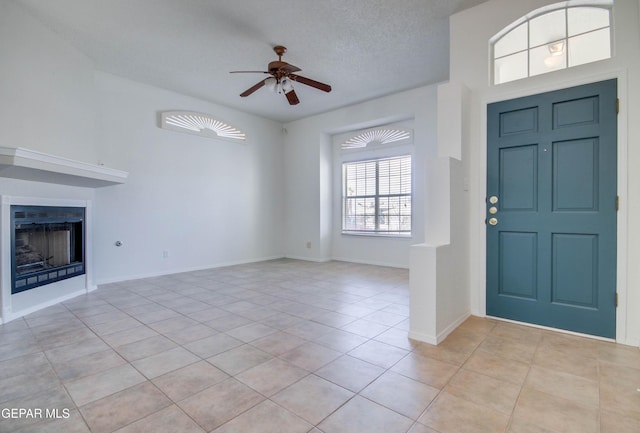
[342,155,411,235]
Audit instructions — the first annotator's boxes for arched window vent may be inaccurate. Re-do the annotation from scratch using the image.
[341,128,412,150]
[160,111,246,141]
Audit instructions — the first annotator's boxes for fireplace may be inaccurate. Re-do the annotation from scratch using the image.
[0,148,125,323]
[11,205,85,294]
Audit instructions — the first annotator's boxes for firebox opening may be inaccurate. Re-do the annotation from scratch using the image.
[11,205,85,294]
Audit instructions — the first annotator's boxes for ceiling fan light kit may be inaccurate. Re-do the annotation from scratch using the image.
[231,45,331,105]
[264,77,277,92]
[280,78,294,94]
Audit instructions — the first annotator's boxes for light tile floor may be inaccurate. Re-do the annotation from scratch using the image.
[1,259,639,433]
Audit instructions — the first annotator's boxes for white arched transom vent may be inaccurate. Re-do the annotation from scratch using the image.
[491,1,612,85]
[160,111,246,141]
[341,128,412,149]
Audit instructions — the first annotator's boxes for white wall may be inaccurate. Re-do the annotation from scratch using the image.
[283,86,438,268]
[450,0,640,345]
[0,1,97,163]
[92,73,286,283]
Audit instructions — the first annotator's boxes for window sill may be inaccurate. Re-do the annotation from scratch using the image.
[341,231,412,239]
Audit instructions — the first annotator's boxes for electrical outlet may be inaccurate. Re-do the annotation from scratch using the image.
[162,250,169,259]
[306,241,311,249]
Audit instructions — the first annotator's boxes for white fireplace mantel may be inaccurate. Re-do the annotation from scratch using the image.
[0,147,128,188]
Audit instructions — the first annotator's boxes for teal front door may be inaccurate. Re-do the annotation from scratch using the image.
[486,79,617,338]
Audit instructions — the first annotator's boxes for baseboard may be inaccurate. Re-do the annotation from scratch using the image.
[2,288,88,324]
[329,256,409,269]
[435,311,471,343]
[408,311,471,346]
[408,330,438,345]
[94,255,286,286]
[283,255,332,263]
[621,337,640,348]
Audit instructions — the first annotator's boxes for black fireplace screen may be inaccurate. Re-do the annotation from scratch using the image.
[11,205,85,294]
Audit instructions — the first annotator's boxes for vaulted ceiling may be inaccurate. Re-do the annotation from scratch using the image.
[17,0,488,122]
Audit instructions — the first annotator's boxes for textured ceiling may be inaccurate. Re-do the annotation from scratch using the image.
[17,0,488,123]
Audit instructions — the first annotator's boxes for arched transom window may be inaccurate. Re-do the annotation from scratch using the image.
[491,1,612,85]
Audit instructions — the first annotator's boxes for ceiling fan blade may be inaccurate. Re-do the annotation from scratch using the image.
[285,89,300,105]
[282,63,302,74]
[240,80,266,97]
[290,74,332,93]
[230,70,270,74]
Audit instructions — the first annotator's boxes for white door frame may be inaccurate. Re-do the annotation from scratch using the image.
[474,69,629,344]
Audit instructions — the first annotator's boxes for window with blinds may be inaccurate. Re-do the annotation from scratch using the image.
[342,155,411,235]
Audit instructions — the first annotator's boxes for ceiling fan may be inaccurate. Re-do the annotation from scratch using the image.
[230,45,332,105]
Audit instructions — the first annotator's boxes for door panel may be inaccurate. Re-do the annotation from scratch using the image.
[553,138,598,211]
[500,145,538,211]
[552,233,598,308]
[553,96,599,128]
[499,232,537,299]
[500,107,539,135]
[487,79,617,338]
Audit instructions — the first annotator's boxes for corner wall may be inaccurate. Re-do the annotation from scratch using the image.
[409,82,471,344]
[283,86,437,268]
